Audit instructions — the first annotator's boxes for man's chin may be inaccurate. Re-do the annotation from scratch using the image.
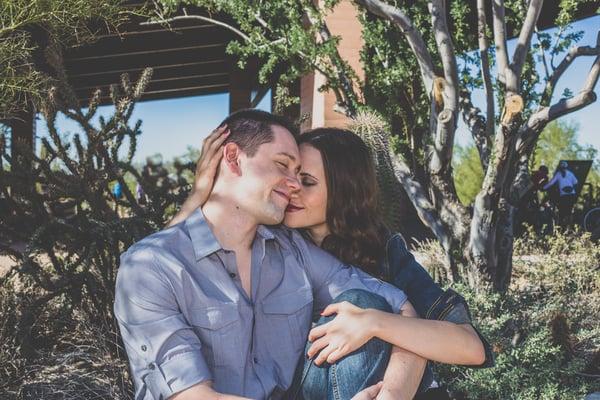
[259,205,285,225]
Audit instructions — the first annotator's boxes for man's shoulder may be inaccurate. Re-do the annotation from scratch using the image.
[121,224,189,268]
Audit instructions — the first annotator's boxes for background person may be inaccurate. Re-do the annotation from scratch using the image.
[543,161,578,226]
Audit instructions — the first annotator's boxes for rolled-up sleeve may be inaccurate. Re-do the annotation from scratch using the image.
[114,247,212,399]
[293,233,407,314]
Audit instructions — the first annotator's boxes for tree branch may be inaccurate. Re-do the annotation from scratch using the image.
[354,0,435,97]
[428,0,458,111]
[492,0,509,84]
[459,89,491,170]
[509,0,544,90]
[389,152,452,251]
[541,31,600,106]
[517,53,600,155]
[477,0,494,138]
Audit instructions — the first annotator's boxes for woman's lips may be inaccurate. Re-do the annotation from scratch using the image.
[285,204,304,213]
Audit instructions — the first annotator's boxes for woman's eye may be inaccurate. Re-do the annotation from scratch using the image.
[302,180,316,187]
[277,161,287,168]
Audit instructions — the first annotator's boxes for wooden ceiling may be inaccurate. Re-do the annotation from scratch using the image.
[62,1,598,106]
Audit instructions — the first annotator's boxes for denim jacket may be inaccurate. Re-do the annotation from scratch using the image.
[379,233,494,390]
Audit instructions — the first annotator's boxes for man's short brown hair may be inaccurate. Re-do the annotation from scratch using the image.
[220,109,299,157]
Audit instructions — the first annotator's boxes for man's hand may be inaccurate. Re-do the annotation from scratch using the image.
[307,301,377,365]
[351,381,383,400]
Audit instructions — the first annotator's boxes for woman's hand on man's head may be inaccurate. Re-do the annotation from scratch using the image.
[192,125,230,203]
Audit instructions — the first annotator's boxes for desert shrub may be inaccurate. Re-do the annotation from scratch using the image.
[416,230,600,399]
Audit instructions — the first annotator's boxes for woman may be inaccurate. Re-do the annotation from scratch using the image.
[168,125,492,398]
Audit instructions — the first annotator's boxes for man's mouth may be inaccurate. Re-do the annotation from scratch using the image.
[273,190,290,203]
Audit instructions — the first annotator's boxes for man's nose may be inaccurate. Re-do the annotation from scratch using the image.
[285,175,301,193]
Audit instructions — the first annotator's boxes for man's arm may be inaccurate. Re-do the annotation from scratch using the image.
[170,382,251,400]
[378,346,426,400]
[114,248,234,400]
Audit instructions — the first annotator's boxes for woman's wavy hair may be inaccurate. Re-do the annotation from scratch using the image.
[298,128,390,279]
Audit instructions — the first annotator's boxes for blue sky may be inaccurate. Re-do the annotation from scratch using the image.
[37,15,600,164]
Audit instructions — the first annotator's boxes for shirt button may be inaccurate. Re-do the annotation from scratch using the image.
[141,345,147,352]
[229,272,236,278]
[148,363,155,370]
[253,357,258,363]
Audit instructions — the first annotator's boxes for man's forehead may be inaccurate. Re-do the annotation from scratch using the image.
[268,125,300,157]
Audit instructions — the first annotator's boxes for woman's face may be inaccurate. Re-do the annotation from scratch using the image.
[284,143,329,236]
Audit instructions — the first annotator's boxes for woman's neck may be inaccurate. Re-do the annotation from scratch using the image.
[307,223,330,247]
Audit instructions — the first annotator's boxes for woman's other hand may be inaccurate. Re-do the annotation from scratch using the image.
[306,301,377,365]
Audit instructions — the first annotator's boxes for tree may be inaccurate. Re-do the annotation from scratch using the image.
[150,0,600,291]
[455,120,600,206]
[0,0,128,120]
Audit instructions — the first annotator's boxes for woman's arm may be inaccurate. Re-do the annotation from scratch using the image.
[307,300,485,366]
[373,301,485,365]
[165,125,229,227]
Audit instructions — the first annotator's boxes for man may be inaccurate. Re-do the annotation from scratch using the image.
[114,110,423,400]
[543,161,578,226]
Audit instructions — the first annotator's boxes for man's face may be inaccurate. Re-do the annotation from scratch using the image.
[232,125,301,225]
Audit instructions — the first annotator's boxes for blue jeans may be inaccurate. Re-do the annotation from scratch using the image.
[288,289,393,400]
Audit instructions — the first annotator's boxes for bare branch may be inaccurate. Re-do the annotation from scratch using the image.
[354,0,435,97]
[459,89,491,170]
[541,31,600,106]
[141,14,252,44]
[477,0,494,138]
[428,0,458,111]
[492,0,509,84]
[510,0,544,90]
[518,54,600,155]
[535,27,550,80]
[389,152,453,254]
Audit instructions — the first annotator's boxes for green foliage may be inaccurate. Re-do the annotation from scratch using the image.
[453,144,484,206]
[418,230,600,399]
[0,0,129,119]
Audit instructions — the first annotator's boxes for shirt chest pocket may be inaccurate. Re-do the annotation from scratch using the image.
[261,288,313,355]
[189,304,240,367]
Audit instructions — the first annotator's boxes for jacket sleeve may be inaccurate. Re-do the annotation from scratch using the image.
[384,233,495,368]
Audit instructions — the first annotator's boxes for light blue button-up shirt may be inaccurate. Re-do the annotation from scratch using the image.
[114,208,407,400]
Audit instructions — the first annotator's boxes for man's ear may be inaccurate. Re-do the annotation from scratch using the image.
[223,142,242,176]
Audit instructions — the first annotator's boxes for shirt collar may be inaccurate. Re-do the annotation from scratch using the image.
[185,208,222,260]
[185,208,278,261]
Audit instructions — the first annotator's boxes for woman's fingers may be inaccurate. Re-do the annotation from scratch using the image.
[313,342,339,366]
[326,346,346,364]
[197,126,229,173]
[308,322,329,342]
[306,335,329,360]
[202,124,228,149]
[320,302,340,317]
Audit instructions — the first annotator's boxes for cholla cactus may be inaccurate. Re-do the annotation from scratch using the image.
[0,64,194,364]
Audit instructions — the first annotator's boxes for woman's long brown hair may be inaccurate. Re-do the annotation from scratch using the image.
[298,128,389,279]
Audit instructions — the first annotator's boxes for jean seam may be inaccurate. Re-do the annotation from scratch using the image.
[330,362,341,400]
